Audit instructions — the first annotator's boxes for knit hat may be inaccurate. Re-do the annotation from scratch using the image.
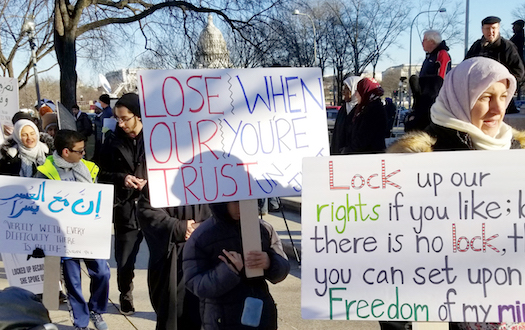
[115,93,141,118]
[12,111,33,124]
[42,113,58,132]
[94,102,103,111]
[99,94,111,105]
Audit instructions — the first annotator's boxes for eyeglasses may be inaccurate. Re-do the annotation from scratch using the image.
[68,148,86,154]
[115,115,135,123]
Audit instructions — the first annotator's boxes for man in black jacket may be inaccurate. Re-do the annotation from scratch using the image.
[466,16,524,113]
[98,93,146,316]
[72,104,93,139]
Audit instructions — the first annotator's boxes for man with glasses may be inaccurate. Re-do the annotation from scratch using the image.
[98,93,145,316]
[36,129,110,330]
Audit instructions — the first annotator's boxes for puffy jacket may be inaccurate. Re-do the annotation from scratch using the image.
[183,209,289,329]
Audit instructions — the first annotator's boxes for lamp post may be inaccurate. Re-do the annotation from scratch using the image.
[293,9,317,66]
[408,8,446,109]
[22,15,42,111]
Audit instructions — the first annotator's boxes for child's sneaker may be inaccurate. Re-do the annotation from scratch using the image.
[89,311,108,330]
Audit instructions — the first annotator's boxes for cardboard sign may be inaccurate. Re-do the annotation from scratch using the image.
[137,68,329,207]
[1,252,44,294]
[0,77,19,145]
[0,176,114,259]
[301,150,525,323]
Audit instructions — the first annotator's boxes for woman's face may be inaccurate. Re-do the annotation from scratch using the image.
[342,84,352,102]
[226,201,241,221]
[470,80,508,137]
[20,125,37,148]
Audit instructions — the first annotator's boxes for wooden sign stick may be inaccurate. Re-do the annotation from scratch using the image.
[42,256,61,310]
[239,199,263,278]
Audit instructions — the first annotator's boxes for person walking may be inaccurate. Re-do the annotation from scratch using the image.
[36,129,110,330]
[98,93,145,316]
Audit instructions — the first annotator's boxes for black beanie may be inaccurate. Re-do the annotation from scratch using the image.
[115,93,141,118]
[99,94,111,105]
[12,111,34,124]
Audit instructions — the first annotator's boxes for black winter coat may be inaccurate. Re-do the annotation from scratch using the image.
[466,36,525,81]
[330,103,351,155]
[98,127,146,229]
[0,134,53,176]
[341,98,387,154]
[183,214,289,329]
[75,112,93,138]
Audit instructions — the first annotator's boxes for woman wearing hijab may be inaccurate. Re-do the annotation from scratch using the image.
[330,76,362,154]
[0,119,50,177]
[341,77,387,154]
[388,57,525,153]
[387,57,525,330]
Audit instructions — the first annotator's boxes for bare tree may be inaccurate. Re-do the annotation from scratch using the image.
[0,0,55,88]
[415,0,464,48]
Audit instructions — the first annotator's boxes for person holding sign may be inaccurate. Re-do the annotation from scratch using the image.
[341,77,388,154]
[36,130,110,330]
[388,57,525,330]
[183,201,290,330]
[389,57,525,153]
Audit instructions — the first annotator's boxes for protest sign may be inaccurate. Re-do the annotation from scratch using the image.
[1,252,44,294]
[0,77,19,145]
[0,176,113,259]
[137,67,329,207]
[301,150,525,323]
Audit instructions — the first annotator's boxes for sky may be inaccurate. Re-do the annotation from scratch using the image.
[26,0,525,87]
[375,0,525,74]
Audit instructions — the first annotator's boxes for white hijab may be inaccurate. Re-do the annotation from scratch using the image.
[11,119,49,177]
[343,76,362,114]
[430,57,517,150]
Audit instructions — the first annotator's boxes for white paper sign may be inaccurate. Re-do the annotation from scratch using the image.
[1,252,44,294]
[137,67,329,207]
[0,176,114,259]
[0,77,19,145]
[301,150,525,323]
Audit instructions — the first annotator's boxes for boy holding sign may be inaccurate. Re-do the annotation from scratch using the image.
[36,130,110,330]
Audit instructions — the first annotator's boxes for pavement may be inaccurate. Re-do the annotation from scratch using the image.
[0,197,380,330]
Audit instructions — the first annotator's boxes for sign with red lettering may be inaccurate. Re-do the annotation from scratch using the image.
[138,68,329,207]
[302,151,525,324]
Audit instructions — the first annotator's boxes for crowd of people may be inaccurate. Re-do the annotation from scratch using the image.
[1,13,524,330]
[0,92,290,330]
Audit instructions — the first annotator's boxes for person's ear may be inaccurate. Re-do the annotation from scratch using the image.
[61,148,69,158]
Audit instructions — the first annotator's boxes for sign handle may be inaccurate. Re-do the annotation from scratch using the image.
[412,322,449,330]
[239,199,263,278]
[42,256,60,310]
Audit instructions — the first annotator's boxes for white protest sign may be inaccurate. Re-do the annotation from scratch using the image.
[138,67,329,207]
[0,77,19,145]
[0,176,114,259]
[1,252,44,294]
[301,150,525,323]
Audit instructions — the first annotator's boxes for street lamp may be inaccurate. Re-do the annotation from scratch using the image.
[292,9,317,66]
[22,15,42,111]
[408,8,446,109]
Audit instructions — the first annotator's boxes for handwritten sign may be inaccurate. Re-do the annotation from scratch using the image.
[0,77,18,145]
[0,176,114,259]
[1,252,44,294]
[301,150,525,323]
[138,68,329,207]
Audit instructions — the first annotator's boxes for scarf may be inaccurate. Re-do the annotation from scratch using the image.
[354,78,384,121]
[430,57,516,150]
[52,151,93,183]
[11,119,49,177]
[343,76,362,114]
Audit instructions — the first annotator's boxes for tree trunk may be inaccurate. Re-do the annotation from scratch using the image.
[54,28,77,110]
